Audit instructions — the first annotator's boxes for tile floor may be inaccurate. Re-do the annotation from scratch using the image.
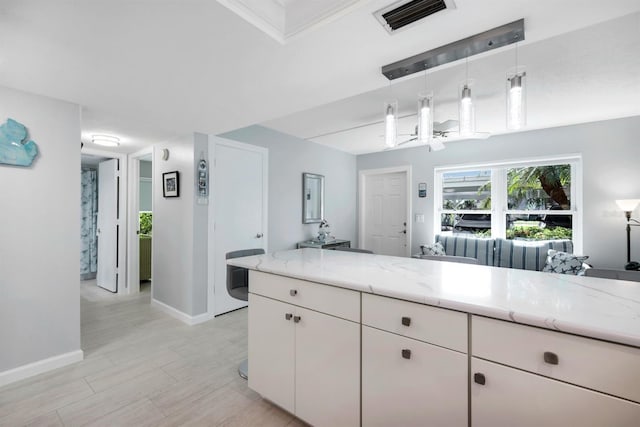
[0,281,304,426]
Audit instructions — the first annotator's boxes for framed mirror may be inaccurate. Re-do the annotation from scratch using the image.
[302,173,324,223]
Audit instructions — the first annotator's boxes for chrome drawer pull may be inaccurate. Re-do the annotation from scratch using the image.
[293,316,301,323]
[290,289,298,296]
[401,349,411,359]
[401,316,411,327]
[544,351,559,365]
[285,313,293,320]
[474,373,486,385]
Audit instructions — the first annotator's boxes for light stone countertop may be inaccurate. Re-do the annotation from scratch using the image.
[228,248,640,348]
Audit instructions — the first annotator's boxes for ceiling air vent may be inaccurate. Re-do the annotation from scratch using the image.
[375,0,455,34]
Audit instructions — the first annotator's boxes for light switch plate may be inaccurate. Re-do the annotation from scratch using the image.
[415,213,425,223]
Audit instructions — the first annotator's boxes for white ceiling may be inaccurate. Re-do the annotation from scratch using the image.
[0,0,638,154]
[264,12,640,154]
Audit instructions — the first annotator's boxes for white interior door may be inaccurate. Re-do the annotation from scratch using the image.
[97,159,118,292]
[213,138,267,315]
[362,171,408,256]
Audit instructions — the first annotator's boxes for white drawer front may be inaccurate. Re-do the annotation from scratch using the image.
[472,316,640,403]
[362,293,467,353]
[249,271,360,322]
[472,358,640,427]
[362,326,467,427]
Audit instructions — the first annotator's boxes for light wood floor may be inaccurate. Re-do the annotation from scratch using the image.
[0,280,305,426]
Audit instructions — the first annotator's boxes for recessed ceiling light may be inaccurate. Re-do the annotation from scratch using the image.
[92,135,120,147]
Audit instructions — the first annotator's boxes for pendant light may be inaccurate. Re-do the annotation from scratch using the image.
[384,100,398,148]
[506,41,527,130]
[417,66,434,146]
[458,55,475,137]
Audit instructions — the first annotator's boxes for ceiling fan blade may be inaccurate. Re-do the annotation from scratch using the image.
[434,120,459,132]
[429,139,446,151]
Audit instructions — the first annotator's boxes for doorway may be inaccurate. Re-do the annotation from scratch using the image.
[80,147,128,294]
[359,166,412,257]
[127,147,153,295]
[208,136,268,317]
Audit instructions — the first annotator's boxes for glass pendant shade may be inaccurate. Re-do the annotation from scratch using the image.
[506,67,527,129]
[384,101,398,148]
[458,81,475,136]
[417,93,433,145]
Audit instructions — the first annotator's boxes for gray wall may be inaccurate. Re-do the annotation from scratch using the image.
[357,116,640,269]
[220,125,357,251]
[0,86,81,373]
[192,133,209,315]
[152,139,196,315]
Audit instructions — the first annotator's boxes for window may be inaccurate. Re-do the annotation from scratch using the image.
[435,156,581,250]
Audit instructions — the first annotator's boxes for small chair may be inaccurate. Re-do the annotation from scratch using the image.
[417,254,479,265]
[333,247,374,254]
[226,248,265,379]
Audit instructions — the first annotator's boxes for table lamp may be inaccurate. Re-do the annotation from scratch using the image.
[615,199,640,270]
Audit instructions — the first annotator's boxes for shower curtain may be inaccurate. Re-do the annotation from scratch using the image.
[80,169,98,280]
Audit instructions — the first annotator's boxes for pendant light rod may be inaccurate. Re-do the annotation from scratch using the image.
[382,19,525,80]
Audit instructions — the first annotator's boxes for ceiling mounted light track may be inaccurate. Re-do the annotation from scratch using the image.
[381,19,525,80]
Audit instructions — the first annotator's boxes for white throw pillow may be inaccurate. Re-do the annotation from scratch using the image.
[542,249,589,276]
[421,242,446,256]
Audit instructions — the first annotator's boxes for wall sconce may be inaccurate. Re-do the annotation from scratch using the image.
[615,199,640,270]
[161,148,170,161]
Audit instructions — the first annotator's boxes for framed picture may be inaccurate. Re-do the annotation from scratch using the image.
[162,171,180,198]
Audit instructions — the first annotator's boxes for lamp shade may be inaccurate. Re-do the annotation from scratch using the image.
[616,199,640,212]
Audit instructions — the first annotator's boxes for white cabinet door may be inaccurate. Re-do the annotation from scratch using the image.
[295,307,360,427]
[472,358,640,427]
[248,294,295,414]
[362,326,467,427]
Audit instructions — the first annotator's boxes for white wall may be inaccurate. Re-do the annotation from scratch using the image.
[357,116,640,269]
[0,86,82,377]
[220,125,357,250]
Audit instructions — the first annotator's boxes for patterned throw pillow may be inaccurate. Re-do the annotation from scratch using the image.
[421,242,446,256]
[542,250,589,276]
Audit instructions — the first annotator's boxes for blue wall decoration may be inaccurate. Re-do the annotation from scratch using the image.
[0,118,39,166]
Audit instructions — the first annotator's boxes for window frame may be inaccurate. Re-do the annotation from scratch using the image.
[434,154,582,254]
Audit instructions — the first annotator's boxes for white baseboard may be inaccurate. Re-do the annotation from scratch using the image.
[151,298,214,326]
[0,349,84,388]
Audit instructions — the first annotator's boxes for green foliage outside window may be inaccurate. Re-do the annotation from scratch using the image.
[140,212,152,235]
[506,226,572,240]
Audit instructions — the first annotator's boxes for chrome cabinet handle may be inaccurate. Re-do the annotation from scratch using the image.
[293,316,301,323]
[290,289,298,296]
[401,316,411,327]
[401,349,411,359]
[544,351,559,365]
[255,233,263,238]
[285,313,292,320]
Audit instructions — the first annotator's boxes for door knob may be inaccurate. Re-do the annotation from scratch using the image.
[255,233,263,238]
[398,230,406,234]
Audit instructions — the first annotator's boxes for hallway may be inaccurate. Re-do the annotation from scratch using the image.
[0,282,302,426]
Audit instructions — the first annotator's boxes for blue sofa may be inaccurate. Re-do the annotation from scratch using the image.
[434,234,575,272]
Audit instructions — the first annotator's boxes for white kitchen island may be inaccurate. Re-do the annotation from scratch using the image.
[228,248,640,427]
